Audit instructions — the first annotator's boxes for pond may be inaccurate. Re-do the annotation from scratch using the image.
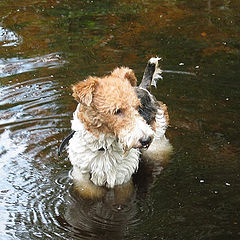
[0,0,239,239]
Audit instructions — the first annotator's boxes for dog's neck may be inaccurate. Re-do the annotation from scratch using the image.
[68,105,140,188]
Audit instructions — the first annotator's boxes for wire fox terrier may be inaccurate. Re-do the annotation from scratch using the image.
[59,57,172,196]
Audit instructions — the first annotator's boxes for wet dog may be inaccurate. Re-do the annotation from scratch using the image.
[59,57,172,198]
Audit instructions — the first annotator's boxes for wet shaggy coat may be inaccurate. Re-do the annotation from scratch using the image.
[67,62,171,190]
[68,67,155,188]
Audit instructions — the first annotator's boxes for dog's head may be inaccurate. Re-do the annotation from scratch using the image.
[72,67,154,150]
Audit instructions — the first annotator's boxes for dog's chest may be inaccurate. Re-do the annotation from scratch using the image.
[68,131,140,188]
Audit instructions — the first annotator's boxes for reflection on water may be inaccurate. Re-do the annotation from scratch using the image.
[0,0,240,239]
[0,26,22,47]
[62,185,145,239]
[0,53,65,78]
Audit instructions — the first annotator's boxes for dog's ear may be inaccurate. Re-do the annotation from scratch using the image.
[72,77,98,106]
[111,67,137,86]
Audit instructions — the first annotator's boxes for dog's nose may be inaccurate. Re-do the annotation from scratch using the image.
[139,136,152,148]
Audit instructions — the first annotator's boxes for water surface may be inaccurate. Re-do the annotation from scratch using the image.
[0,0,240,239]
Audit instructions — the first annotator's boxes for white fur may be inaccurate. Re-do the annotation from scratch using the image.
[155,108,167,138]
[141,135,172,161]
[118,113,154,150]
[142,108,172,161]
[68,105,140,188]
[149,57,161,64]
[149,57,163,88]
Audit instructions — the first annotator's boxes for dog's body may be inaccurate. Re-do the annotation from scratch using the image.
[68,104,140,188]
[64,57,172,197]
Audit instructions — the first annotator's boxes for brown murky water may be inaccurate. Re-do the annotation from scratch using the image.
[0,0,240,239]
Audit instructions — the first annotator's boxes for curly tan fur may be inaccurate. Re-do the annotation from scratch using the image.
[72,77,98,106]
[111,67,137,87]
[73,67,140,137]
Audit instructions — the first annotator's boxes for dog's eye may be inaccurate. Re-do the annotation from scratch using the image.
[114,109,122,115]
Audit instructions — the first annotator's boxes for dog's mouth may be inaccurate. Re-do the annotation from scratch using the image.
[133,143,151,151]
[138,143,151,150]
[119,134,153,153]
[131,140,152,150]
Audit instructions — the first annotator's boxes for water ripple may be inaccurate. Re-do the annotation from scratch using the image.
[42,176,154,240]
[0,26,22,47]
[0,67,156,238]
[0,53,66,78]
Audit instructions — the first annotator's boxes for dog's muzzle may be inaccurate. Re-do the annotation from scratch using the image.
[139,135,153,149]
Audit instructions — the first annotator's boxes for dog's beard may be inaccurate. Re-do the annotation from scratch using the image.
[118,116,154,152]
